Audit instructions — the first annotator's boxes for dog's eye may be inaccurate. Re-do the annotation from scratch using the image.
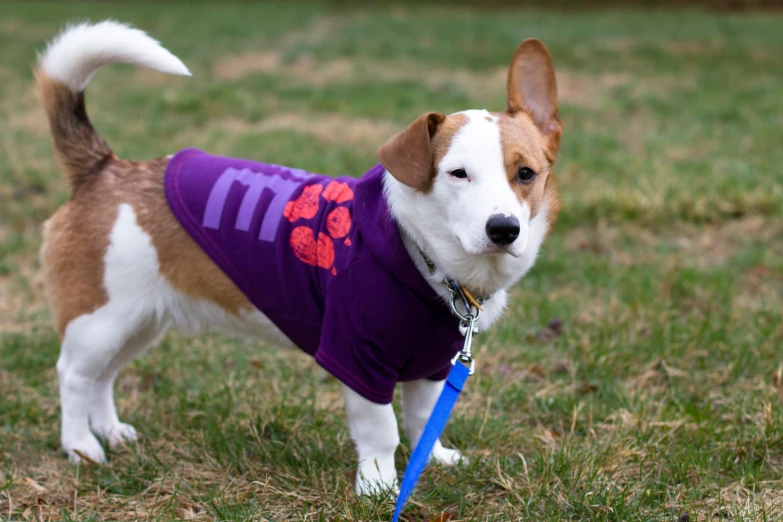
[517,167,536,183]
[450,168,468,179]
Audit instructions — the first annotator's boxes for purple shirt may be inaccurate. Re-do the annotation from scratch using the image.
[165,149,463,403]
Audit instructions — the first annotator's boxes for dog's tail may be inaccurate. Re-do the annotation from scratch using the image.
[36,21,190,189]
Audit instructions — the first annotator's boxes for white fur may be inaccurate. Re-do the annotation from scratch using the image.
[40,21,190,91]
[343,385,400,495]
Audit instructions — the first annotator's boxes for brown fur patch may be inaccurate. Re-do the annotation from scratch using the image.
[40,179,114,336]
[430,113,468,170]
[543,169,561,230]
[496,111,552,219]
[36,71,114,190]
[378,112,448,192]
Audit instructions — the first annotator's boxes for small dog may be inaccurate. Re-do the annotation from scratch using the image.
[36,21,562,494]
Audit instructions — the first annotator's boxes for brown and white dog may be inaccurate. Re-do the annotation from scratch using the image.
[36,21,561,494]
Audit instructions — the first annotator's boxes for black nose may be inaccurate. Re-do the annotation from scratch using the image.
[485,214,520,245]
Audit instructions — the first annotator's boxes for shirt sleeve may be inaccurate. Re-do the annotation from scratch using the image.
[315,259,426,404]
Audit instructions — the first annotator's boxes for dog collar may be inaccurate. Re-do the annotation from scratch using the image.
[417,248,492,310]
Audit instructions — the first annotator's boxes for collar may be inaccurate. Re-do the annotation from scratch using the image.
[417,248,492,311]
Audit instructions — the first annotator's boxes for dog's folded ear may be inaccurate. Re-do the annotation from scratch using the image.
[507,39,562,161]
[378,111,446,192]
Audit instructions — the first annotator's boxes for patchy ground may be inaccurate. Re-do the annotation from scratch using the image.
[1,2,782,521]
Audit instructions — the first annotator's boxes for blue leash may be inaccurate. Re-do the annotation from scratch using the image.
[392,361,470,522]
[392,278,480,522]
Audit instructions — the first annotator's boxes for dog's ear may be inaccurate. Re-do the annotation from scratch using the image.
[378,111,446,191]
[507,39,562,160]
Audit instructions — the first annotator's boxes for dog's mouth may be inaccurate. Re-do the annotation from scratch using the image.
[454,232,523,258]
[498,245,522,258]
[481,244,522,258]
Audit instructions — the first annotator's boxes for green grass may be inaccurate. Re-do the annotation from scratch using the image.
[1,2,783,520]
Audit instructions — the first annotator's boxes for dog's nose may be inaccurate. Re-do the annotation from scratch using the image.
[485,214,520,246]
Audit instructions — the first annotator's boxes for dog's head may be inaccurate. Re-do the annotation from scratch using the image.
[379,39,561,293]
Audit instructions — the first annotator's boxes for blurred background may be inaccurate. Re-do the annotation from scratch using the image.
[1,2,781,520]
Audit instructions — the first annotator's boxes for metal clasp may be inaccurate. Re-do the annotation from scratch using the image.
[446,278,480,375]
[451,315,477,374]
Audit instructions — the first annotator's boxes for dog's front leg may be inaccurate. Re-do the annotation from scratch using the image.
[401,379,464,465]
[342,385,400,496]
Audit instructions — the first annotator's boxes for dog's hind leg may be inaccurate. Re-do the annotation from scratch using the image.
[57,307,169,464]
[88,318,169,447]
[53,203,180,463]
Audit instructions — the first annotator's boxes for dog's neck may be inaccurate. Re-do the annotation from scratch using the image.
[396,226,509,332]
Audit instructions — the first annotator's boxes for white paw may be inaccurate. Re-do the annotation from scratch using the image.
[355,459,399,497]
[95,422,138,447]
[355,474,399,497]
[431,445,465,466]
[64,434,106,465]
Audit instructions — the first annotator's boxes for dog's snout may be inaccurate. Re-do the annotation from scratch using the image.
[485,214,520,246]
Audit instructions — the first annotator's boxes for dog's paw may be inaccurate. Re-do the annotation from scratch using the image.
[95,422,138,447]
[355,459,399,497]
[431,445,465,466]
[64,435,107,465]
[355,475,399,498]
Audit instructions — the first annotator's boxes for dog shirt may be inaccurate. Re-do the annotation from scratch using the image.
[165,149,464,404]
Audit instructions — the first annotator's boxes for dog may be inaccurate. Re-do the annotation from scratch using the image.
[36,21,562,495]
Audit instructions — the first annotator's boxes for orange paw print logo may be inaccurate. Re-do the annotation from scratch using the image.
[286,180,354,275]
[284,184,322,221]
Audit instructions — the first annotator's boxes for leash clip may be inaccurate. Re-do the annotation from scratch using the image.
[452,317,476,375]
[446,278,480,375]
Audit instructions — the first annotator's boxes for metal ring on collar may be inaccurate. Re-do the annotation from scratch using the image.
[449,297,481,323]
[445,278,482,322]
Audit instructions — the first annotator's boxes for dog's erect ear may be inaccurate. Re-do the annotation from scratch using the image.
[378,111,446,191]
[507,39,562,159]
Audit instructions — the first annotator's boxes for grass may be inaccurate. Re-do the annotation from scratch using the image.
[1,1,782,520]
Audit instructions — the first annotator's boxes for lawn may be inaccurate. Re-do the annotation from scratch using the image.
[1,2,782,520]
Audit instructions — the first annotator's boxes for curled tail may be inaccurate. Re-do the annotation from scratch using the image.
[36,21,190,189]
